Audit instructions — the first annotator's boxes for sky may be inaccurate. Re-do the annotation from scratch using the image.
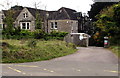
[0,0,94,13]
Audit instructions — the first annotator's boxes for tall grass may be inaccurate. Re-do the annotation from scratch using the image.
[1,39,77,63]
[109,45,120,57]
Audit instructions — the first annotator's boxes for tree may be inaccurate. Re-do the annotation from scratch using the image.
[94,3,120,45]
[3,10,15,35]
[35,11,42,29]
[88,2,118,21]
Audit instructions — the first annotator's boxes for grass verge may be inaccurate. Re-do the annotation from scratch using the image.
[109,45,120,58]
[1,39,77,63]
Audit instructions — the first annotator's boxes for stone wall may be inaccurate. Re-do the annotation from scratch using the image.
[48,20,78,33]
[64,33,89,47]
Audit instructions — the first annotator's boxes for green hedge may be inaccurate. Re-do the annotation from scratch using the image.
[2,29,68,40]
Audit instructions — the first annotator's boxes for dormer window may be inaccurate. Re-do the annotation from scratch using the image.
[23,13,28,18]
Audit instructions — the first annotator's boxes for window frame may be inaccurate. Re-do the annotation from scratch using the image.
[23,12,28,18]
[54,22,57,29]
[20,22,30,30]
[51,22,54,29]
[50,22,58,29]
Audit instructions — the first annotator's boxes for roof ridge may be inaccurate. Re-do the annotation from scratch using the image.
[60,7,76,12]
[63,8,71,19]
[25,7,45,11]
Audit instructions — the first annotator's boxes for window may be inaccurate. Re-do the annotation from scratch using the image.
[22,23,26,29]
[21,22,30,30]
[54,22,57,29]
[23,13,25,18]
[51,22,54,29]
[23,13,28,18]
[27,23,30,29]
[51,22,58,29]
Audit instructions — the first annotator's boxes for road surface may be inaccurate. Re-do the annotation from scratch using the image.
[2,47,118,76]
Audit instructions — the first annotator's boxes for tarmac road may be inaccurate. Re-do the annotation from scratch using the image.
[2,47,118,76]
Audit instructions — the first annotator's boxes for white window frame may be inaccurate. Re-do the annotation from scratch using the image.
[51,22,58,29]
[20,22,30,30]
[51,22,54,29]
[23,13,28,18]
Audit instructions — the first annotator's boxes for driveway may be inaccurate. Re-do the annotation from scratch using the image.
[2,47,118,76]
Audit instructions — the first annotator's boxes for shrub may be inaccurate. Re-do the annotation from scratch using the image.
[0,42,10,47]
[34,29,46,39]
[50,31,68,37]
[28,39,37,47]
[2,28,68,40]
[44,31,68,40]
[20,30,34,39]
[2,29,34,39]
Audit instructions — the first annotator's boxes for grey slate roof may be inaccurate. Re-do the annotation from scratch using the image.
[2,10,22,20]
[26,7,46,18]
[2,6,81,20]
[48,7,78,20]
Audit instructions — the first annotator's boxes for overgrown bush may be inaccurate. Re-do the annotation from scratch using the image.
[34,29,46,39]
[20,30,34,39]
[2,40,77,63]
[44,31,68,40]
[50,31,68,37]
[2,29,34,39]
[28,39,37,47]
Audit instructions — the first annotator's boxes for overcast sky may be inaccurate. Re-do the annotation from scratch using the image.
[0,0,94,13]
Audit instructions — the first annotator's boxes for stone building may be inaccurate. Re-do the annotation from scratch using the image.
[0,6,91,46]
[0,6,82,34]
[47,7,80,33]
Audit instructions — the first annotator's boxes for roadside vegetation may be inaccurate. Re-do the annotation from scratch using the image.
[109,46,120,57]
[92,3,120,56]
[1,39,77,63]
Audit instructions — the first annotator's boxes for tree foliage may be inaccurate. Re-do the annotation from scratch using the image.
[3,10,14,35]
[35,11,42,29]
[88,2,118,21]
[94,3,120,45]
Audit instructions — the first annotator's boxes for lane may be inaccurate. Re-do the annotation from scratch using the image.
[2,47,119,76]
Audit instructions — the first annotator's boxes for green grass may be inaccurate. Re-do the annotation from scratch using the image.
[109,45,120,58]
[1,39,77,63]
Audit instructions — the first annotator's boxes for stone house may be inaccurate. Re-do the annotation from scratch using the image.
[0,6,82,33]
[47,7,81,33]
